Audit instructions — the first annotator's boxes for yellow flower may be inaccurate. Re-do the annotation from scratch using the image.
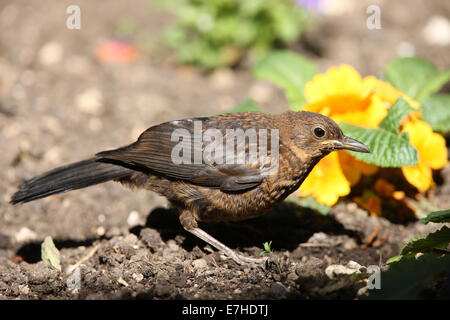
[298,64,447,206]
[373,80,421,109]
[299,152,350,206]
[304,65,388,128]
[401,119,448,192]
[299,151,379,206]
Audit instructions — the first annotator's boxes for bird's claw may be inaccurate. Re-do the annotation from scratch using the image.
[227,251,269,268]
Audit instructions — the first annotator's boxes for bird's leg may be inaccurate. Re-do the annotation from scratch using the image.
[179,210,267,266]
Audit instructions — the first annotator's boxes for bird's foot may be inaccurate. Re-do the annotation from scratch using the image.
[223,248,268,266]
[186,226,267,266]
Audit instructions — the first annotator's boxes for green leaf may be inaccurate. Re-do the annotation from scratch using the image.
[416,70,450,102]
[385,57,436,98]
[159,0,308,70]
[226,98,262,114]
[367,253,450,299]
[421,94,450,134]
[385,57,450,101]
[261,241,272,254]
[378,97,413,133]
[400,226,450,257]
[264,241,272,252]
[386,255,402,264]
[286,195,331,215]
[339,123,418,167]
[387,225,450,264]
[420,209,450,225]
[253,50,317,110]
[41,236,61,272]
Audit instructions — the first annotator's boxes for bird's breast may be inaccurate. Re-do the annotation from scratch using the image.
[192,173,304,223]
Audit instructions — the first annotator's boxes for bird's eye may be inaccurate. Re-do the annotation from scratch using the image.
[314,127,325,138]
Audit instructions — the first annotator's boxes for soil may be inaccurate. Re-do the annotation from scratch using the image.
[0,0,449,300]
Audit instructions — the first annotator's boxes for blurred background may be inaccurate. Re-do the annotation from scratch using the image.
[1,0,449,238]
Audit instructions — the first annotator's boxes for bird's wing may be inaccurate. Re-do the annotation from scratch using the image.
[96,114,276,192]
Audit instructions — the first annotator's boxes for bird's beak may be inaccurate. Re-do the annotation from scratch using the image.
[322,136,370,153]
[337,136,370,153]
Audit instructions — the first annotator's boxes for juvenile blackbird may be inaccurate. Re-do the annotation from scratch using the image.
[11,111,369,265]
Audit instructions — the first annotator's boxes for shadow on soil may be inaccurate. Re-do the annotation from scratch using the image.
[15,238,98,263]
[14,202,362,264]
[131,202,363,253]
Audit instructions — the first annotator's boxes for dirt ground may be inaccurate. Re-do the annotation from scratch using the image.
[0,0,449,300]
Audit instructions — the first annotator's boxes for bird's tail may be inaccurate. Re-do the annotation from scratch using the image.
[10,157,132,204]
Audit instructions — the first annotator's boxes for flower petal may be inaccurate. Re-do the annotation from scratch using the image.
[374,80,421,109]
[303,65,388,128]
[401,163,432,192]
[305,65,367,103]
[299,152,351,206]
[338,150,378,186]
[330,95,387,128]
[401,119,447,191]
[402,119,448,169]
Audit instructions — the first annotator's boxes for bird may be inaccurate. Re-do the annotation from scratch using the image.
[10,110,370,265]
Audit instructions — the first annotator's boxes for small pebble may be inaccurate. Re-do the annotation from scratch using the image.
[287,272,298,281]
[192,258,208,270]
[43,146,62,164]
[167,240,179,253]
[96,226,105,236]
[123,233,138,245]
[271,282,288,296]
[127,210,141,227]
[325,261,363,279]
[347,260,363,270]
[18,285,30,295]
[307,232,329,244]
[76,87,104,115]
[342,238,357,250]
[117,277,129,287]
[38,42,63,66]
[422,15,450,46]
[15,227,37,243]
[132,273,144,282]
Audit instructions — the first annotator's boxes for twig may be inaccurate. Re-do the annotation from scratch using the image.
[67,244,100,274]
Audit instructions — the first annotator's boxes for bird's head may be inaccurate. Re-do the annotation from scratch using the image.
[288,111,370,159]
